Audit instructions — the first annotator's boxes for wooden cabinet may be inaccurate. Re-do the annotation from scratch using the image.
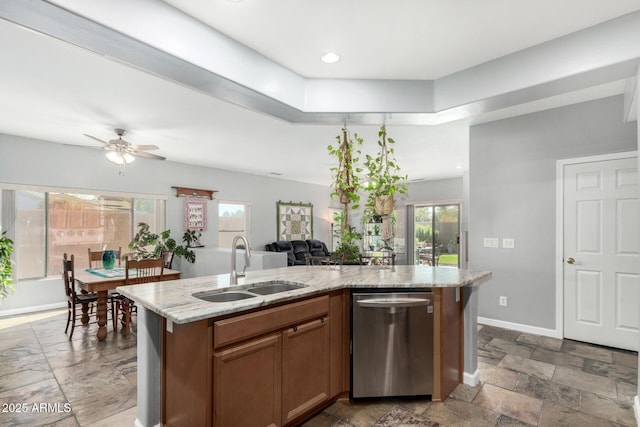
[213,333,282,427]
[213,317,331,427]
[210,295,331,427]
[163,288,461,426]
[432,287,463,401]
[329,290,349,398]
[282,317,329,424]
[163,319,212,427]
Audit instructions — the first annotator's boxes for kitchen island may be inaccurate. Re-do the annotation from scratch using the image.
[118,265,491,427]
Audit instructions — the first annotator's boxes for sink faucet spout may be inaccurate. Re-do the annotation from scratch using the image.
[230,235,252,285]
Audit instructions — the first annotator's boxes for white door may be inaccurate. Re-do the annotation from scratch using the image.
[563,156,639,351]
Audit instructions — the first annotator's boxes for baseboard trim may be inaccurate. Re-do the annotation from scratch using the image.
[0,302,66,318]
[134,418,160,427]
[463,369,480,387]
[478,316,562,339]
[634,395,639,427]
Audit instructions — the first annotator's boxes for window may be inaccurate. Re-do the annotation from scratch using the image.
[2,188,165,279]
[414,204,460,267]
[218,202,251,248]
[16,191,46,279]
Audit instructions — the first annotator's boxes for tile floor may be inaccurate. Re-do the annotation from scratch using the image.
[0,309,637,426]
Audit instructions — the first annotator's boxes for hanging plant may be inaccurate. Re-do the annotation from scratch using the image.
[328,127,363,261]
[363,124,408,242]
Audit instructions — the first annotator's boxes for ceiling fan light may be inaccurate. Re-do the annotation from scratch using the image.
[106,151,123,164]
[106,150,135,165]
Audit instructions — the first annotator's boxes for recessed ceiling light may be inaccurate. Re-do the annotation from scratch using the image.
[456,164,463,169]
[321,51,340,64]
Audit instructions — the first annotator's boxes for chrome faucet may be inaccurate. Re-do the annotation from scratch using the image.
[230,234,251,285]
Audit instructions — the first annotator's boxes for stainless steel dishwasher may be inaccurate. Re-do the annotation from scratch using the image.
[351,290,433,399]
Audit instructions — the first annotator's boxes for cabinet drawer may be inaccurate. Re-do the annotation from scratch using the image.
[213,296,329,349]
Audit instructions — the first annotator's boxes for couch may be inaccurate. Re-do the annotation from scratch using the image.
[265,239,331,266]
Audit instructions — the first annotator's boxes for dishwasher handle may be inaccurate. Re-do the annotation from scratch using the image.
[356,297,431,308]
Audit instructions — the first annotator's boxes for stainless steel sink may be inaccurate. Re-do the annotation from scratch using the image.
[193,291,257,303]
[247,281,307,295]
[193,281,307,303]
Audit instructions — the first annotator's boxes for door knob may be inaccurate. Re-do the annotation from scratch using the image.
[566,257,575,264]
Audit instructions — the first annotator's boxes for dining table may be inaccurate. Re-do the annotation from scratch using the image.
[75,266,181,341]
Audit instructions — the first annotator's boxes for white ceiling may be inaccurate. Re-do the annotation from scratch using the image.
[0,0,638,186]
[165,0,640,80]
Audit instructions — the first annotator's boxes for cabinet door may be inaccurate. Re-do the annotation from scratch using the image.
[281,317,330,425]
[329,291,348,397]
[213,333,282,427]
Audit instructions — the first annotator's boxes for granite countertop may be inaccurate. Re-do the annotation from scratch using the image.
[117,265,492,325]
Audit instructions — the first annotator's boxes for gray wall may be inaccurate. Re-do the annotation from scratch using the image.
[406,177,463,202]
[636,82,640,417]
[469,95,637,330]
[0,133,331,314]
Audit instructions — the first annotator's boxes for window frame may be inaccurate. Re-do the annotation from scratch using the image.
[217,200,252,248]
[1,183,167,280]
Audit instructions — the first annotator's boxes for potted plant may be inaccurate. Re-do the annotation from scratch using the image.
[328,127,364,262]
[183,229,203,248]
[363,125,408,243]
[0,231,15,300]
[127,222,196,267]
[363,124,408,214]
[330,211,362,264]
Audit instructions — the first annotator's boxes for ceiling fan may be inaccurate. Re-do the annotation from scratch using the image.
[83,128,166,165]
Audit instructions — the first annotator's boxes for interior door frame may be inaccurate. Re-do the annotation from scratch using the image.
[554,150,638,339]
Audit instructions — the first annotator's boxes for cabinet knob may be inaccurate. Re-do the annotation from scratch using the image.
[292,325,297,332]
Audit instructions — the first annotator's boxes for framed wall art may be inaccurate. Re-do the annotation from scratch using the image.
[276,201,313,241]
[184,198,207,231]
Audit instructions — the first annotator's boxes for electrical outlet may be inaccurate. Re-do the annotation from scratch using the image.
[502,238,515,249]
[499,296,508,307]
[483,238,499,248]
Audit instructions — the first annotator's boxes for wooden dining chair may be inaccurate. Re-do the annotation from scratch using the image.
[118,258,165,337]
[63,253,117,339]
[63,253,99,339]
[87,247,122,269]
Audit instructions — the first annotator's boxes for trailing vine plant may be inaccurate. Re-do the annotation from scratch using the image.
[327,127,363,262]
[363,124,408,244]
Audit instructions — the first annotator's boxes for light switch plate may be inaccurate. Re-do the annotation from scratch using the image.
[503,238,515,249]
[483,238,499,248]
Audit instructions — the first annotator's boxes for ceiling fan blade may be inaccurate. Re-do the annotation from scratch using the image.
[132,151,166,161]
[64,143,107,151]
[130,144,160,151]
[83,134,110,145]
